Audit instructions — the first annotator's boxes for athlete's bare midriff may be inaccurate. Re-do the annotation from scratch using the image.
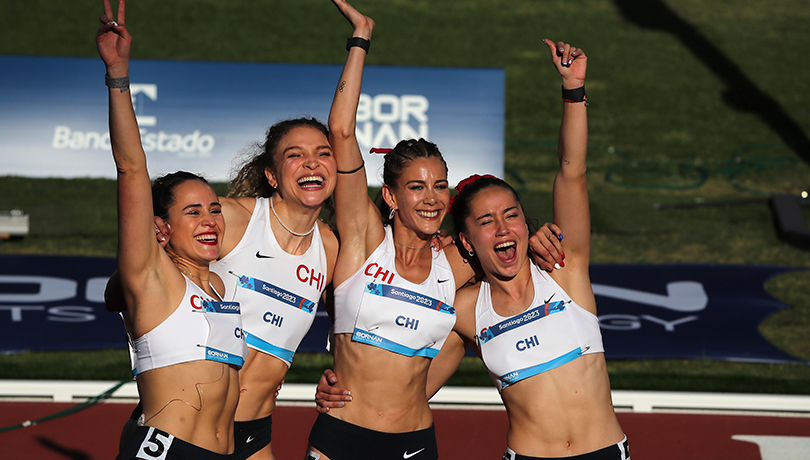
[328,333,434,433]
[136,360,241,454]
[500,353,624,457]
[234,348,288,422]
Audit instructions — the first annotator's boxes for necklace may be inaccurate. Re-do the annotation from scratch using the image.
[394,239,431,250]
[271,195,316,237]
[179,267,209,283]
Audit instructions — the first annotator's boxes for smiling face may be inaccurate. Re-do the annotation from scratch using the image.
[164,179,225,265]
[383,156,450,238]
[459,185,529,279]
[265,126,336,210]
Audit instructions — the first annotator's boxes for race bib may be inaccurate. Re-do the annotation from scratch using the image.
[352,282,455,358]
[202,300,246,368]
[233,273,318,362]
[136,427,175,460]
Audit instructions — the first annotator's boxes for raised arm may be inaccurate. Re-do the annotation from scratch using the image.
[97,0,162,289]
[542,39,595,312]
[328,0,384,281]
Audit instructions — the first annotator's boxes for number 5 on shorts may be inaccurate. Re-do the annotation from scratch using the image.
[137,427,174,460]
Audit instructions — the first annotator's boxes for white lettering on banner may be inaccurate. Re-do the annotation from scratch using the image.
[0,276,104,323]
[355,94,429,150]
[140,129,215,157]
[641,315,699,332]
[0,306,45,322]
[51,82,216,157]
[131,84,158,127]
[0,305,92,322]
[52,126,215,156]
[592,281,708,312]
[52,126,110,150]
[0,276,77,303]
[47,306,96,322]
[598,314,699,331]
[85,277,109,303]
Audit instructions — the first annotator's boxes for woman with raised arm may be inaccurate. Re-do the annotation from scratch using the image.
[97,1,248,458]
[103,25,341,460]
[305,3,567,460]
[432,40,630,459]
[305,2,463,460]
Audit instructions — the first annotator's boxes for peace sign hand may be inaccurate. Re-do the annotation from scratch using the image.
[96,0,132,78]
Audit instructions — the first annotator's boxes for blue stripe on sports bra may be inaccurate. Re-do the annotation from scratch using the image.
[352,327,440,358]
[363,282,455,315]
[233,273,316,313]
[499,347,581,387]
[477,300,566,344]
[244,332,295,363]
[201,300,240,314]
[205,346,246,367]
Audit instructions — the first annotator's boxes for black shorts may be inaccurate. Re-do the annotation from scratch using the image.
[129,401,143,421]
[116,425,232,460]
[502,436,630,460]
[233,414,273,460]
[308,412,438,460]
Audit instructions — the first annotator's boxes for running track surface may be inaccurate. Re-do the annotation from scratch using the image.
[2,401,810,459]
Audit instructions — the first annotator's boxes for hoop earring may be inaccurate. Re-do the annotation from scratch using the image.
[468,249,475,257]
[389,208,396,220]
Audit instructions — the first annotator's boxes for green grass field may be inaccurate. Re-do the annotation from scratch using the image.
[1,0,809,393]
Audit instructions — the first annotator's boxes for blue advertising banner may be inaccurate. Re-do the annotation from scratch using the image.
[0,55,504,187]
[0,254,804,364]
[0,255,120,351]
[589,264,804,363]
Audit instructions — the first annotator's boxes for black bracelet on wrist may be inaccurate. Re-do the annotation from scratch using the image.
[346,37,371,54]
[561,85,588,107]
[337,161,365,175]
[105,74,130,93]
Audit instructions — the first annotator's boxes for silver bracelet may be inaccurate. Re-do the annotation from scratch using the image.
[105,74,130,93]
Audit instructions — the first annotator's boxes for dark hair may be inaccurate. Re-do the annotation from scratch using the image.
[228,117,329,198]
[376,138,449,225]
[450,175,523,235]
[152,171,211,220]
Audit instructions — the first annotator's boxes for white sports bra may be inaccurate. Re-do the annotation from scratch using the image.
[211,197,328,366]
[475,262,603,390]
[133,276,247,375]
[333,226,456,358]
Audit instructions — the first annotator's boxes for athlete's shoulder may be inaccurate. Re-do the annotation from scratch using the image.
[455,281,481,309]
[317,220,338,249]
[443,242,478,288]
[220,196,256,222]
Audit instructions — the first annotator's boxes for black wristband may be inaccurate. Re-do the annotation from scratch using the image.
[337,161,365,175]
[346,37,370,54]
[561,85,588,106]
[105,74,130,93]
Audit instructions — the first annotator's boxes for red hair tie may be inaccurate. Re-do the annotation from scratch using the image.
[449,174,498,215]
[369,148,392,154]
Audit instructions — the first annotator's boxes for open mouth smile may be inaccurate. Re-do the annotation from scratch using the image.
[297,175,325,189]
[195,233,218,245]
[416,209,440,219]
[494,240,517,261]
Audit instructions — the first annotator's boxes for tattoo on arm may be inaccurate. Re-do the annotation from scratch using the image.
[339,81,346,93]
